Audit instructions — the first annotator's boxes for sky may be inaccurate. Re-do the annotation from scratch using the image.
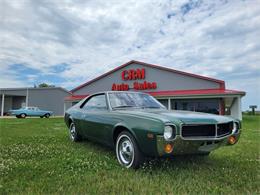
[0,0,259,111]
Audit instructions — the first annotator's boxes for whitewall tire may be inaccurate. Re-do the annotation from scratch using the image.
[20,113,26,118]
[69,122,81,142]
[116,131,144,169]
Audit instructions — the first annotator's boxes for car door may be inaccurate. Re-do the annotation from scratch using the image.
[31,107,39,116]
[80,94,113,144]
[33,107,41,116]
[26,107,34,116]
[35,108,45,116]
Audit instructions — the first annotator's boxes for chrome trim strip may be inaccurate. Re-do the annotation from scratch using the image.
[105,92,113,111]
[179,134,231,141]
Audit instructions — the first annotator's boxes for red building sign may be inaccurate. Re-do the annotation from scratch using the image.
[112,68,157,91]
[122,68,145,80]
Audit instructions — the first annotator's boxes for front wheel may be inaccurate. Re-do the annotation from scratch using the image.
[116,131,144,169]
[45,113,50,118]
[20,113,26,118]
[69,122,81,142]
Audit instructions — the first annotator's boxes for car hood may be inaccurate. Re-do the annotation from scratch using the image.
[115,109,233,124]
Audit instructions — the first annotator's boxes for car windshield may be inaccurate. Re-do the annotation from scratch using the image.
[109,92,166,109]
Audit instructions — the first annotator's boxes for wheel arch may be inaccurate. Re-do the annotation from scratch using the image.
[65,115,75,128]
[68,116,74,127]
[20,113,27,117]
[112,122,160,157]
[112,124,138,147]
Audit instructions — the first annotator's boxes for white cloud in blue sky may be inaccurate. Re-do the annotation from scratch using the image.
[0,0,259,110]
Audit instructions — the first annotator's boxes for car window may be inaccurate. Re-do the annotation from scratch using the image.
[109,92,166,109]
[82,94,107,111]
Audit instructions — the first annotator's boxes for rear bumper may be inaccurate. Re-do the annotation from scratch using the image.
[156,131,241,156]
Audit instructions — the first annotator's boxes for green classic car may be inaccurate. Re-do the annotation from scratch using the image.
[64,91,241,169]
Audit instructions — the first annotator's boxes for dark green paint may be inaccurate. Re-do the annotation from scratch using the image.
[64,92,241,157]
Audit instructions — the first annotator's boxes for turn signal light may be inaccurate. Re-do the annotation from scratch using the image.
[228,136,236,145]
[164,143,173,153]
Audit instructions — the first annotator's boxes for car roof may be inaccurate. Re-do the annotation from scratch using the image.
[92,91,147,96]
[80,91,148,102]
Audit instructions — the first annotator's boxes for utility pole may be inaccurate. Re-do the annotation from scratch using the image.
[1,93,4,117]
[26,88,29,107]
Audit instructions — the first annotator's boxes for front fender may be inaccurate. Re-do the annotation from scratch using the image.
[112,119,164,157]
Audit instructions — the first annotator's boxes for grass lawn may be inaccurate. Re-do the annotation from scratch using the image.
[0,115,259,194]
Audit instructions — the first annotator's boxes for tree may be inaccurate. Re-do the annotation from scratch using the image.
[249,105,257,115]
[37,83,55,88]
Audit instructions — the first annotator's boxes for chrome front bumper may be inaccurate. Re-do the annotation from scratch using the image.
[156,131,241,156]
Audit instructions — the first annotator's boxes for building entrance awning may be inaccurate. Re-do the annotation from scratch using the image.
[147,89,245,97]
[65,88,245,101]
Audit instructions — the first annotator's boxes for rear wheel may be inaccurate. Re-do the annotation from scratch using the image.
[20,113,26,118]
[116,131,144,169]
[69,122,81,142]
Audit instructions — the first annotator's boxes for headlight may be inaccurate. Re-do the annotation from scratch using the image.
[232,122,239,134]
[163,125,176,140]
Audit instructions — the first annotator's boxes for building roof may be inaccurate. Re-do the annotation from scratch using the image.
[148,89,246,97]
[71,60,226,93]
[65,88,245,101]
[0,87,72,94]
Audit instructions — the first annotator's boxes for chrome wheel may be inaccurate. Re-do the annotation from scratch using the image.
[119,139,133,164]
[69,123,76,140]
[116,134,134,167]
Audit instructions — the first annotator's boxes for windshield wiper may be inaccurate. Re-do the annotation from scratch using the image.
[112,105,137,109]
[142,106,161,109]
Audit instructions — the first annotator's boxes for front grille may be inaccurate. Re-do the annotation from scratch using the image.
[217,122,233,137]
[181,124,216,137]
[181,122,233,139]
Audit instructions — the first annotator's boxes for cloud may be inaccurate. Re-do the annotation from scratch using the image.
[0,0,259,110]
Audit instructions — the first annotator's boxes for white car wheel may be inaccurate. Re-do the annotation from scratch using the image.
[116,131,144,169]
[20,113,26,118]
[69,122,81,142]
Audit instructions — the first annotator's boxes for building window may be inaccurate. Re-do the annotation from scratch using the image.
[157,99,168,109]
[171,98,220,114]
